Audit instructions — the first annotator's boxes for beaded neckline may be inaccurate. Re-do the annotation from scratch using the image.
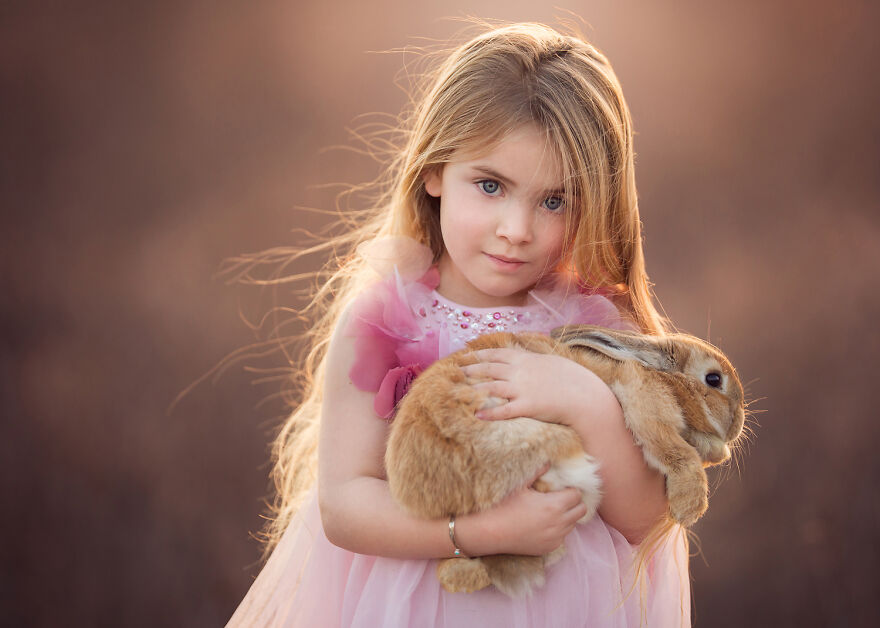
[420,289,553,345]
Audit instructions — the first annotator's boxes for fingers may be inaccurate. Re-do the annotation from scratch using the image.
[476,400,526,421]
[495,484,590,554]
[469,377,520,421]
[556,486,585,510]
[565,497,589,523]
[552,489,589,530]
[538,487,589,538]
[471,380,517,400]
[461,346,529,377]
[525,480,582,509]
[467,348,521,363]
[460,362,511,381]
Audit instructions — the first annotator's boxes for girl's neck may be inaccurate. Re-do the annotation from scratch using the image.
[431,287,545,312]
[433,284,532,309]
[434,256,535,309]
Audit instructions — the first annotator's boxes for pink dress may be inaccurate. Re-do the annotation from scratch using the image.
[229,239,691,627]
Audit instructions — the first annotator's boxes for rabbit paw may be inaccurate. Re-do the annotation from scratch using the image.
[437,558,492,593]
[483,555,546,598]
[666,474,709,527]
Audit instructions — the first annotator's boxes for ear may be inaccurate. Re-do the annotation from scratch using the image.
[551,325,674,371]
[423,167,442,198]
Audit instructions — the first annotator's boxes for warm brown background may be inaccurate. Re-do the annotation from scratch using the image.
[2,1,878,626]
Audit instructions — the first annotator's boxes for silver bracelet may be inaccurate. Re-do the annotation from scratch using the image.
[448,514,466,558]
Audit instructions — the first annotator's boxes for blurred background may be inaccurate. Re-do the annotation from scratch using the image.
[2,1,878,625]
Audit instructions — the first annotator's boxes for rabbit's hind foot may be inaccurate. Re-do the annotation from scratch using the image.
[437,557,492,593]
[483,554,546,598]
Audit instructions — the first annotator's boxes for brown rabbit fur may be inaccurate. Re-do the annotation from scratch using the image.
[384,325,745,597]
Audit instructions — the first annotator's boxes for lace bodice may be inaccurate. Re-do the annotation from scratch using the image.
[422,290,564,354]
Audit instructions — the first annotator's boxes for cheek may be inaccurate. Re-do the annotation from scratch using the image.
[441,198,486,238]
[439,205,475,254]
[538,219,567,260]
[439,205,462,242]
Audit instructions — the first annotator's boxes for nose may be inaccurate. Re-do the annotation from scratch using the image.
[495,202,533,244]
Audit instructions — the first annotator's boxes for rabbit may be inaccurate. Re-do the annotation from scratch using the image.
[384,325,746,597]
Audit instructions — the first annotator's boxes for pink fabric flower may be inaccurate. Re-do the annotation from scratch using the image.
[374,364,424,419]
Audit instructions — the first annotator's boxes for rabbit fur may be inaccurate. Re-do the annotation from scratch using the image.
[384,325,745,597]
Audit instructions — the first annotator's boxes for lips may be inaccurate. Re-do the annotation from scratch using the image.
[486,253,524,264]
[484,252,527,272]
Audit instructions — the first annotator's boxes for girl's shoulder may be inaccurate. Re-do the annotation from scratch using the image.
[344,237,439,345]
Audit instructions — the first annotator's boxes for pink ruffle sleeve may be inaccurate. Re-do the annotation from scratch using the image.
[345,240,440,419]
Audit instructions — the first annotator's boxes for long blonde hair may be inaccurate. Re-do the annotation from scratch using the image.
[230,21,669,555]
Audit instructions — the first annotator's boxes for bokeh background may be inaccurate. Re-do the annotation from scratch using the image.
[2,1,878,626]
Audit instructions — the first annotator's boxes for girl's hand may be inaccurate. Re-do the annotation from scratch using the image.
[461,348,595,425]
[455,465,588,557]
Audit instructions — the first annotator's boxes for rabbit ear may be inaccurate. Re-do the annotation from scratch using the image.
[551,325,675,371]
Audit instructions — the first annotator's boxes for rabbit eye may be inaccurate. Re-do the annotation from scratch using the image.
[705,372,722,388]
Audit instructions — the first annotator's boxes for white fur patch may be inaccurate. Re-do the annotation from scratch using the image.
[689,354,723,389]
[540,455,602,521]
[702,398,726,439]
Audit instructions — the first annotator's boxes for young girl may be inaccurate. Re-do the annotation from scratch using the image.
[229,22,690,627]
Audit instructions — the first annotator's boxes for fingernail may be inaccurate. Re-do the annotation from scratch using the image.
[475,411,487,420]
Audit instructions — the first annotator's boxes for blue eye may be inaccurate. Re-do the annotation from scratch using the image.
[478,180,500,195]
[542,196,564,212]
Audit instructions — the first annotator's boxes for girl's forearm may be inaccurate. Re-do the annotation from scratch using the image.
[319,476,488,559]
[563,368,668,543]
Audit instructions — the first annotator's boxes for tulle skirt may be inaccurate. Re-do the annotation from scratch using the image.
[228,490,690,627]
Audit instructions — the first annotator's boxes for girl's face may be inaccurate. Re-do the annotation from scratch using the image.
[424,124,568,307]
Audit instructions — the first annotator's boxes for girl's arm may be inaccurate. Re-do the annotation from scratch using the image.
[560,366,668,543]
[317,311,588,559]
[466,349,668,544]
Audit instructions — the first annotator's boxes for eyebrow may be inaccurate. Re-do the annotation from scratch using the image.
[469,165,565,196]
